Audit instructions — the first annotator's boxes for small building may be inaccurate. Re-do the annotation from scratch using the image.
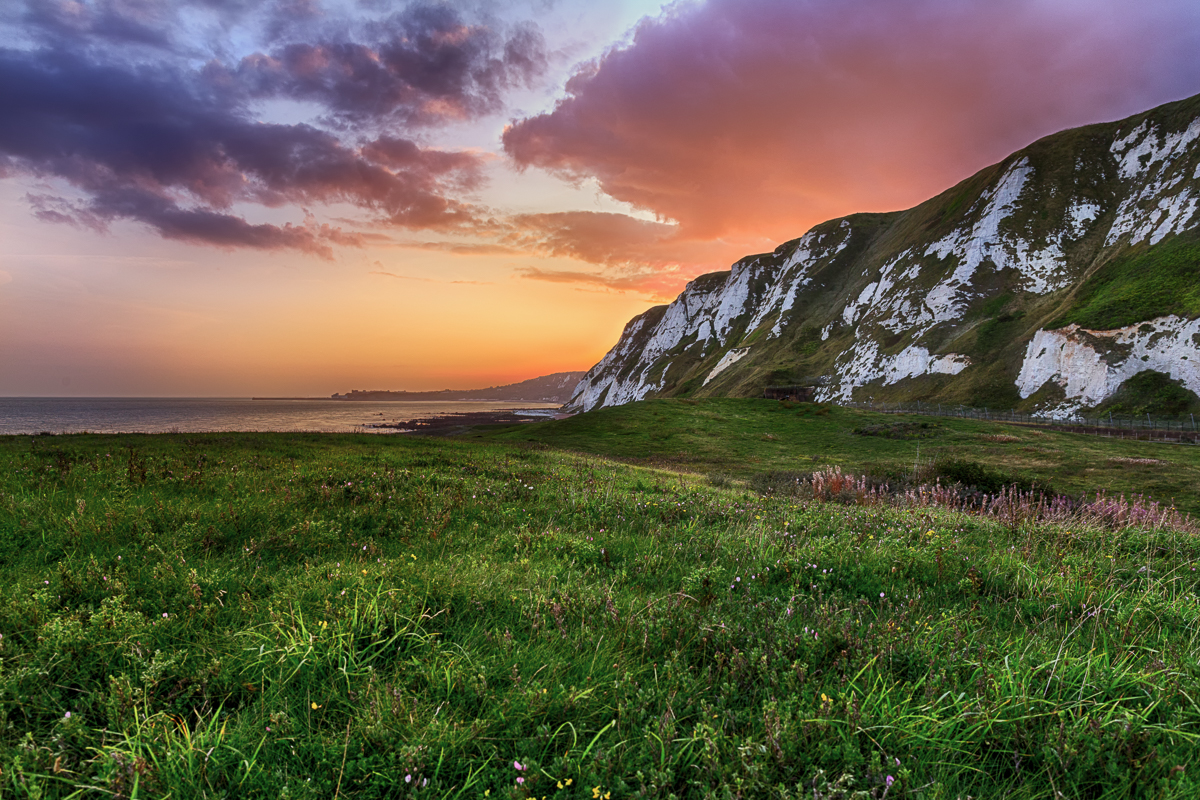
[763,385,816,402]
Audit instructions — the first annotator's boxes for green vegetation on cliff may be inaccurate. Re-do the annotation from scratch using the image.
[1054,234,1200,330]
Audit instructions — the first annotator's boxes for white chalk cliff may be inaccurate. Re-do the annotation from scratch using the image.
[568,94,1200,417]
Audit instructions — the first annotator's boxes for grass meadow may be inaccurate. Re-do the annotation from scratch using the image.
[480,399,1200,515]
[2,402,1200,798]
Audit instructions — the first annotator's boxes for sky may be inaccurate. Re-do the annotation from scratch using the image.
[2,0,1200,397]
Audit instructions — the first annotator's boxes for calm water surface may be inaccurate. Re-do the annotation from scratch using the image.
[0,398,561,435]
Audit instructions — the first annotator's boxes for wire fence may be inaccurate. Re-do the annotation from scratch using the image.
[838,399,1200,444]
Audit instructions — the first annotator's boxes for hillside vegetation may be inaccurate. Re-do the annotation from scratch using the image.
[2,429,1200,798]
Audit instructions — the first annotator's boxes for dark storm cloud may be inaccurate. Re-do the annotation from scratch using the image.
[0,46,487,253]
[0,1,549,256]
[9,1,547,128]
[226,4,548,127]
[27,189,346,257]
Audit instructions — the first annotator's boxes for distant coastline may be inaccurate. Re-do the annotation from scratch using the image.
[0,397,561,435]
[325,371,586,405]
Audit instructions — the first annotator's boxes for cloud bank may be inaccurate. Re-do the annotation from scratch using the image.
[4,0,1200,281]
[505,0,1200,244]
[0,1,547,255]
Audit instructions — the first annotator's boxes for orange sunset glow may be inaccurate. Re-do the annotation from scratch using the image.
[2,0,1200,396]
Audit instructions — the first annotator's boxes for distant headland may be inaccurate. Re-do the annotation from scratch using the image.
[328,371,586,404]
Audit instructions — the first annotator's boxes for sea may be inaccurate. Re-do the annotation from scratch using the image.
[0,397,562,435]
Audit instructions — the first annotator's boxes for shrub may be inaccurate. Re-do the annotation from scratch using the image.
[934,458,1041,494]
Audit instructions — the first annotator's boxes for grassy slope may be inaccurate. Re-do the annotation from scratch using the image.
[481,398,1200,514]
[1052,231,1200,330]
[2,430,1200,800]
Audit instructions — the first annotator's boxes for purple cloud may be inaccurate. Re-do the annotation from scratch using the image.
[0,45,487,253]
[0,2,548,255]
[224,4,547,127]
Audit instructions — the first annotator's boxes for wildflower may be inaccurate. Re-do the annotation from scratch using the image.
[886,776,895,787]
[514,761,525,771]
[64,711,71,719]
[517,777,525,785]
[311,702,321,710]
[405,775,412,784]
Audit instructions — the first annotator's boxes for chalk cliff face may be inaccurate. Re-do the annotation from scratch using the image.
[568,94,1200,416]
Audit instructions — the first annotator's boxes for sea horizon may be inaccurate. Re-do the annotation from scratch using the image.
[0,397,561,435]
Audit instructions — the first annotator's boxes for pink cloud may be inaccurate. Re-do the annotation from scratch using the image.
[501,210,767,295]
[505,0,1200,244]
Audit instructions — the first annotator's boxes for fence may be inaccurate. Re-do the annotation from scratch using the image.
[838,399,1200,444]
